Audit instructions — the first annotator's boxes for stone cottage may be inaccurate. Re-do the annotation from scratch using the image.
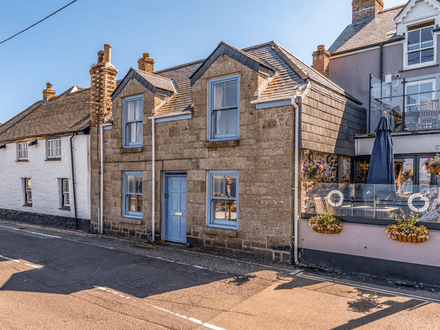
[90,41,366,263]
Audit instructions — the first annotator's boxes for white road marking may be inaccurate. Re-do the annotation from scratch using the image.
[0,254,43,269]
[150,305,227,330]
[95,286,227,330]
[0,225,61,239]
[295,273,440,304]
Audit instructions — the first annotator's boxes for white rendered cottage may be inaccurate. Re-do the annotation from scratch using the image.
[0,83,92,229]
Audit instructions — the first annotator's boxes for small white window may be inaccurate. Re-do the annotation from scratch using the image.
[24,178,32,206]
[60,178,70,208]
[405,22,436,69]
[17,142,28,160]
[47,139,61,159]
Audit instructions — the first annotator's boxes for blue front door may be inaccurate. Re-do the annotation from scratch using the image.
[164,174,187,243]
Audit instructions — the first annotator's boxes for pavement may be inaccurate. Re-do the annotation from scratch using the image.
[0,219,440,330]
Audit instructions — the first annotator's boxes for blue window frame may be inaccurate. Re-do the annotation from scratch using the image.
[123,95,143,147]
[208,171,239,229]
[123,172,143,218]
[208,75,240,141]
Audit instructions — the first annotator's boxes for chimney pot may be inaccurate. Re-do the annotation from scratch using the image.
[104,44,112,63]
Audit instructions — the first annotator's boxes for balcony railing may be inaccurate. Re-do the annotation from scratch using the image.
[369,74,440,133]
[302,183,440,224]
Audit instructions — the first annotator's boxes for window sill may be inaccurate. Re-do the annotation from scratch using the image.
[204,226,238,237]
[16,159,29,162]
[59,207,71,211]
[120,147,143,153]
[204,140,239,148]
[46,158,61,161]
[400,64,438,73]
[119,217,143,225]
[23,204,32,207]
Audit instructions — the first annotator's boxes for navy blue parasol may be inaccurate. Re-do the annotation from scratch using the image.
[367,114,395,184]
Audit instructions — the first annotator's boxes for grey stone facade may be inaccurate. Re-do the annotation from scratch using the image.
[90,42,366,263]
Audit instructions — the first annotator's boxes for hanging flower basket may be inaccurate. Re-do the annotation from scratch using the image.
[302,160,327,181]
[386,210,429,244]
[424,156,440,177]
[309,212,342,235]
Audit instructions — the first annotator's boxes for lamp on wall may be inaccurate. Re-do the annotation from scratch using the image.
[28,140,38,146]
[0,144,5,149]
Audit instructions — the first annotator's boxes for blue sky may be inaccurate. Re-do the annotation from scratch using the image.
[0,0,405,124]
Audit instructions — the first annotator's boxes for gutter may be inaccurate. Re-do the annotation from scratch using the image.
[99,122,112,235]
[70,133,79,229]
[148,110,192,120]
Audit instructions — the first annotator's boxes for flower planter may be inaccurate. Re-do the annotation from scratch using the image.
[311,226,342,235]
[389,233,428,243]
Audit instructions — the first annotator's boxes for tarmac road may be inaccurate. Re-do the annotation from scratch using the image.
[0,220,439,330]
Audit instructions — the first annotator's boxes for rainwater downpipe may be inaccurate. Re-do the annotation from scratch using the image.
[70,133,78,229]
[151,118,155,243]
[99,122,112,235]
[291,83,310,265]
[291,97,301,265]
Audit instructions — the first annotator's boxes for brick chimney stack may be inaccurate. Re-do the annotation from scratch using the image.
[138,53,155,73]
[42,82,56,103]
[352,0,384,22]
[89,44,118,126]
[312,45,330,79]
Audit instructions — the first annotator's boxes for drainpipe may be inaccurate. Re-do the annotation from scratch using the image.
[291,98,300,264]
[291,82,311,265]
[70,133,78,229]
[151,118,156,243]
[99,123,112,235]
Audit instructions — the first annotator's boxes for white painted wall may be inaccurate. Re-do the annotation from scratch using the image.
[355,132,440,155]
[0,135,91,219]
[299,220,440,267]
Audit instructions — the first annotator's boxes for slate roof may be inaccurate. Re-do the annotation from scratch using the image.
[151,41,359,117]
[329,5,406,55]
[0,87,91,143]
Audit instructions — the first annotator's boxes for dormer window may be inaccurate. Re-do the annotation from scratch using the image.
[406,22,436,69]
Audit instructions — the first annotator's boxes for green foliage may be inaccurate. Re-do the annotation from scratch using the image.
[387,209,429,238]
[309,211,342,229]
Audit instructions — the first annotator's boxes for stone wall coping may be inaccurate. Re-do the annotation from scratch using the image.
[118,217,143,225]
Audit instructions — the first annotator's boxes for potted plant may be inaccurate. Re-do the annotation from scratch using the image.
[424,156,440,177]
[386,210,429,243]
[302,160,327,181]
[309,211,342,234]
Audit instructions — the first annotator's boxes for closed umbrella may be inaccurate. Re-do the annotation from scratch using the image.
[367,113,395,185]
